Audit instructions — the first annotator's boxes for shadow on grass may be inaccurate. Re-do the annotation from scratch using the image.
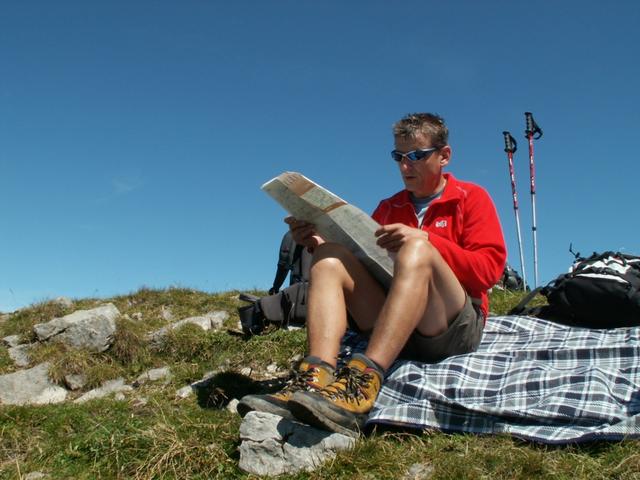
[193,371,285,409]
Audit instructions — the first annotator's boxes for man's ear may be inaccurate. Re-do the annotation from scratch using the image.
[439,145,452,166]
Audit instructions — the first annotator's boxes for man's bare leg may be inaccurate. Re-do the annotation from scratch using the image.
[306,238,466,370]
[364,237,466,370]
[305,242,386,368]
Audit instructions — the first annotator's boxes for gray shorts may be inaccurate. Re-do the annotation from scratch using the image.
[399,295,484,363]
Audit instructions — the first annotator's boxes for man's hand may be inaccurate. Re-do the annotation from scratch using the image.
[375,223,429,252]
[285,216,325,251]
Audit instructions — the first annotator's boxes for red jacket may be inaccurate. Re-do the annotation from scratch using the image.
[371,173,506,318]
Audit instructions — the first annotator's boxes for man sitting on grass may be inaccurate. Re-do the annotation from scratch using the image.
[239,112,507,437]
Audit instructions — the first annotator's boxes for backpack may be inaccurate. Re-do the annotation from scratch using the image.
[238,231,312,335]
[237,281,309,335]
[509,251,640,328]
[498,264,527,291]
[289,244,312,285]
[272,232,312,293]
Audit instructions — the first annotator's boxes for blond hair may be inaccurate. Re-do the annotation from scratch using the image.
[393,113,449,148]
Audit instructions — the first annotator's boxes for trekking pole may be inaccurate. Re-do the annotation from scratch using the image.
[502,131,527,290]
[524,112,543,288]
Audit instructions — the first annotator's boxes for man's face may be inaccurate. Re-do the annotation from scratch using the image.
[394,133,450,197]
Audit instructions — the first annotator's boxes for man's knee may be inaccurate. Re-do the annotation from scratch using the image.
[310,243,354,278]
[395,237,439,274]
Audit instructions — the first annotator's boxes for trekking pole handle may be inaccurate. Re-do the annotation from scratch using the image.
[524,112,543,139]
[503,131,517,153]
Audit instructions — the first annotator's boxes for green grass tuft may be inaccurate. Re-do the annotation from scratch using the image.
[0,347,12,375]
[109,317,153,369]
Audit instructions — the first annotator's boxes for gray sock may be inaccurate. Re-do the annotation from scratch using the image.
[303,355,335,373]
[352,353,385,378]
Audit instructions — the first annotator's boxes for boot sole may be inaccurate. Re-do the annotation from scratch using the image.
[288,392,366,438]
[237,395,295,421]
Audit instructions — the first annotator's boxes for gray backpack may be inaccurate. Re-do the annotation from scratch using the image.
[238,282,308,335]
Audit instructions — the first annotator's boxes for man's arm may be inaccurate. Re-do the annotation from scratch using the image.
[284,216,325,252]
[428,188,506,292]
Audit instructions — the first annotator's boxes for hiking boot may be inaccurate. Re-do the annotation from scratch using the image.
[288,353,383,438]
[236,356,335,420]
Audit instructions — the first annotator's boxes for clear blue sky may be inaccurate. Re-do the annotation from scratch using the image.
[1,1,639,311]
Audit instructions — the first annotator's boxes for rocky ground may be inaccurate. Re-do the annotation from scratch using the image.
[0,290,358,477]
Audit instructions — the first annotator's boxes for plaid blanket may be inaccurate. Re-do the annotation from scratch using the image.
[344,315,640,444]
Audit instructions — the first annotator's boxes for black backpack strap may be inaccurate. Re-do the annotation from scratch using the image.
[289,244,306,285]
[508,286,545,315]
[292,244,304,264]
[282,281,308,324]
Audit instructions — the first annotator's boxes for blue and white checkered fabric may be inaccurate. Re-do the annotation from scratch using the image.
[343,315,640,444]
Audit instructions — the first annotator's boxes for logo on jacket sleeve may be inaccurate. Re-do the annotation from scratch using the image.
[435,220,448,228]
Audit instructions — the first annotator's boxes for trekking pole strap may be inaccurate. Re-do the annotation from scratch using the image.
[524,112,543,139]
[502,131,517,153]
[508,286,544,315]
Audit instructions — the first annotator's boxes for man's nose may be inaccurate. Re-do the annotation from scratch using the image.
[398,156,413,168]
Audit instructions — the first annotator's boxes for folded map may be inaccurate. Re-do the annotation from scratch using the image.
[261,172,394,288]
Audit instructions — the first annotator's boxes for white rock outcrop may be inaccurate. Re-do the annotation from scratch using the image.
[33,303,120,352]
[74,378,133,403]
[146,311,228,342]
[238,411,355,476]
[2,334,22,348]
[8,344,31,367]
[0,363,68,406]
[133,366,172,386]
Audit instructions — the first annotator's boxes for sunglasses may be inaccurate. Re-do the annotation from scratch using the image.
[391,147,439,163]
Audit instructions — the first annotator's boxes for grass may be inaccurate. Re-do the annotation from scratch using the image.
[1,287,639,479]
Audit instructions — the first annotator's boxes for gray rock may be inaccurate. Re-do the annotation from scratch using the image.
[2,334,23,348]
[74,378,133,403]
[53,296,74,309]
[33,303,119,352]
[175,385,194,399]
[133,367,172,386]
[227,398,240,414]
[0,313,13,323]
[238,411,356,476]
[0,363,68,406]
[146,311,228,342]
[8,344,31,367]
[131,397,148,408]
[160,306,174,321]
[201,369,219,380]
[205,310,228,329]
[64,373,87,391]
[24,472,48,480]
[402,463,435,480]
[289,354,304,364]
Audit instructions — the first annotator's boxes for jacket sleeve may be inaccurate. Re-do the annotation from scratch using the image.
[371,201,389,225]
[427,188,507,293]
